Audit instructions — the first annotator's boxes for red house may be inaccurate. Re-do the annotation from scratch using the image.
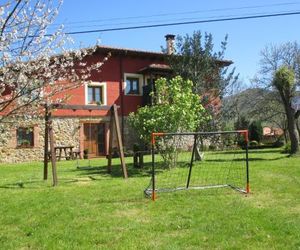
[0,35,232,163]
[53,44,175,157]
[0,36,174,162]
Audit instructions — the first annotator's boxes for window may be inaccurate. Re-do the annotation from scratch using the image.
[126,77,140,95]
[17,127,34,148]
[124,73,143,95]
[88,86,103,104]
[85,82,106,105]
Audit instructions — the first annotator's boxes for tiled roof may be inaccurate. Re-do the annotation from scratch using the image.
[95,45,165,57]
[93,45,233,66]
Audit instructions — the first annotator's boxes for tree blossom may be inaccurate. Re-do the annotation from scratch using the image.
[0,0,109,121]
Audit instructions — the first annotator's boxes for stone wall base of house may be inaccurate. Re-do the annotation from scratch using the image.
[0,117,81,163]
[0,116,139,163]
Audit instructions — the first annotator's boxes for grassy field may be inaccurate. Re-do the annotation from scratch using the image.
[0,148,299,249]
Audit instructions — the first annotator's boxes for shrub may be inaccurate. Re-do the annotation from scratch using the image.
[234,116,250,131]
[273,139,285,148]
[224,138,234,147]
[249,120,263,143]
[83,149,89,159]
[249,140,259,147]
[282,142,291,154]
[133,143,140,152]
[237,136,247,148]
[209,144,217,151]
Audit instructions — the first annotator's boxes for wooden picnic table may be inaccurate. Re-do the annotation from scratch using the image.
[54,146,74,161]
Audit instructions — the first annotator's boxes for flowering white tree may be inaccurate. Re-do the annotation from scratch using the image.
[0,0,108,120]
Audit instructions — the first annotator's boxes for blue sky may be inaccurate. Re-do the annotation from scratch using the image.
[53,0,300,86]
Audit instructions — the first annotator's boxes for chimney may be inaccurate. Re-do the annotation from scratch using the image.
[165,34,175,55]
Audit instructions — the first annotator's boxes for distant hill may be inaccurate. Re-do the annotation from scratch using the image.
[222,88,300,133]
[222,88,273,123]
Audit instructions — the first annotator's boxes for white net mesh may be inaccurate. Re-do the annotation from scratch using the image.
[145,131,249,197]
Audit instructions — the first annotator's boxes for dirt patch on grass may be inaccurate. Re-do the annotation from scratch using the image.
[114,208,150,223]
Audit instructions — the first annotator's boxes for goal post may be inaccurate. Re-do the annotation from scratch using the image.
[146,130,250,201]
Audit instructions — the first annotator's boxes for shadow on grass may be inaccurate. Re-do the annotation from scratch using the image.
[203,155,287,163]
[0,175,117,189]
[1,149,288,190]
[73,151,288,179]
[73,162,153,179]
[213,148,283,155]
[0,163,152,189]
[0,179,47,189]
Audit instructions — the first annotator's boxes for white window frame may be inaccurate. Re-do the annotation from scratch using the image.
[124,73,143,96]
[85,81,107,105]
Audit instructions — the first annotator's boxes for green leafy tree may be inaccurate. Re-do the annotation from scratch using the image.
[128,76,208,167]
[272,66,299,154]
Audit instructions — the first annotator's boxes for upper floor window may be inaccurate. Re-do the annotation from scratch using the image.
[17,127,34,148]
[85,82,107,105]
[88,86,103,104]
[124,73,143,96]
[126,77,139,95]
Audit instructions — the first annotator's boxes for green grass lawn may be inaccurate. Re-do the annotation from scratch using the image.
[0,148,299,249]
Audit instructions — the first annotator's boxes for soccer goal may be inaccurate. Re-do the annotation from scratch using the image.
[144,130,250,200]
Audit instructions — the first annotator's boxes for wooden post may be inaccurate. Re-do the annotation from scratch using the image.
[43,105,49,180]
[44,103,127,181]
[112,104,128,179]
[107,105,128,178]
[48,115,58,186]
[107,110,114,173]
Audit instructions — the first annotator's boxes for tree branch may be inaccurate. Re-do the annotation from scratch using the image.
[0,0,22,37]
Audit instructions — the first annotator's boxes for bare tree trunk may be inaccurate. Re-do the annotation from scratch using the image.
[283,129,288,143]
[296,119,300,137]
[277,83,299,154]
[286,107,300,154]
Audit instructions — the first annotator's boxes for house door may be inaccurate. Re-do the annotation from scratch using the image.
[83,123,105,157]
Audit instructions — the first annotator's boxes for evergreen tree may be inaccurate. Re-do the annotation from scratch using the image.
[166,31,238,98]
[249,121,263,143]
[234,116,250,131]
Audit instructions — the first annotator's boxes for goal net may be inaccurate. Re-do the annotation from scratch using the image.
[145,131,250,200]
